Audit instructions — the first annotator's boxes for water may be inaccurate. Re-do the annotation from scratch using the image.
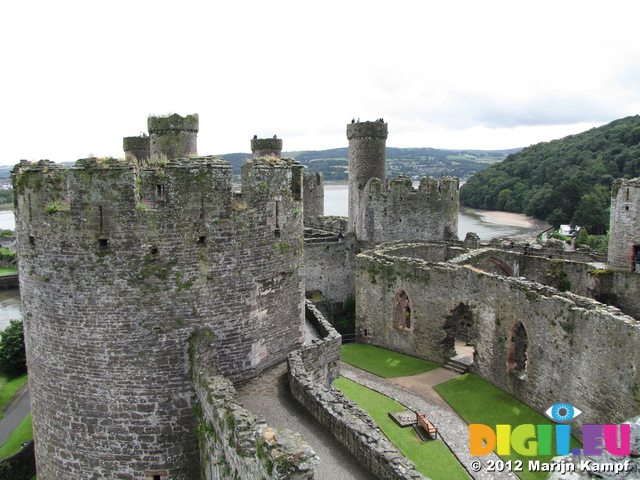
[0,289,21,331]
[0,211,14,231]
[324,184,531,240]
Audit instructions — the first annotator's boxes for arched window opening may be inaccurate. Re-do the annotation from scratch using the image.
[507,321,529,378]
[392,289,413,331]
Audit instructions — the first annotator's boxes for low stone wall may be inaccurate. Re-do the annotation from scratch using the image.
[0,439,36,480]
[304,216,348,234]
[190,331,318,480]
[288,351,426,480]
[301,300,341,388]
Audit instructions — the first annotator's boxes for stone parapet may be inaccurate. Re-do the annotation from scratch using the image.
[288,350,426,480]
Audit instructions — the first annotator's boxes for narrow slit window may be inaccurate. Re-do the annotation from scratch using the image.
[157,184,164,200]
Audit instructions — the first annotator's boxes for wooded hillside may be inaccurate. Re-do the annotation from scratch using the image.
[460,115,640,233]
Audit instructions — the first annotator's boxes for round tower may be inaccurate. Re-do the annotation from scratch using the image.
[12,153,305,478]
[123,135,150,164]
[251,137,283,158]
[148,113,199,159]
[346,121,388,235]
[608,178,640,270]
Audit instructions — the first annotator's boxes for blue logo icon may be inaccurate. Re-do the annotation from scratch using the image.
[545,403,582,422]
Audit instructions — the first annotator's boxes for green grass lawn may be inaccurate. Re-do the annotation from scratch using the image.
[341,344,439,378]
[0,374,28,419]
[0,268,17,276]
[435,374,581,480]
[0,412,32,459]
[335,377,470,480]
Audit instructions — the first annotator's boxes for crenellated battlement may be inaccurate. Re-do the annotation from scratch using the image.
[12,155,304,228]
[357,174,459,243]
[346,121,388,140]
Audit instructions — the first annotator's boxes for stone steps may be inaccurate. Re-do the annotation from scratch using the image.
[443,355,473,374]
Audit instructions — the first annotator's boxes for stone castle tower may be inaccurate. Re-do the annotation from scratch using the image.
[347,121,388,235]
[346,120,459,243]
[608,178,640,270]
[12,115,306,479]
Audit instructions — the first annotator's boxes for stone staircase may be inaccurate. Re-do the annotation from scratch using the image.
[443,354,473,374]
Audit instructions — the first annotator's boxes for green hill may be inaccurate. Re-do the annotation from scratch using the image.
[223,146,514,182]
[460,115,640,234]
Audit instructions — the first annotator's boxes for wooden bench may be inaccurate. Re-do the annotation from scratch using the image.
[415,412,438,440]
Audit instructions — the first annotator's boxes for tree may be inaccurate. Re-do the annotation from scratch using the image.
[572,193,609,234]
[0,320,26,378]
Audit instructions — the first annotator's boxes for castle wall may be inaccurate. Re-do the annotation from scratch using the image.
[299,300,342,388]
[356,244,640,438]
[456,248,640,319]
[12,156,305,479]
[358,175,459,243]
[304,235,357,313]
[303,172,324,218]
[608,178,640,271]
[190,331,318,480]
[287,351,425,480]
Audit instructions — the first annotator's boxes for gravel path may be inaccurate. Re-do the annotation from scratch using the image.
[236,363,374,480]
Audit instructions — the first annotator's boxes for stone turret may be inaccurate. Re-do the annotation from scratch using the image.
[251,137,283,159]
[347,121,388,235]
[122,135,150,164]
[148,113,199,159]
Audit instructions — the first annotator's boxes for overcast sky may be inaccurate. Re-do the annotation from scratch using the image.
[2,0,639,165]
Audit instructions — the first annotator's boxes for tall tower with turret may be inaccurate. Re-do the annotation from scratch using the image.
[347,121,388,236]
[346,120,458,243]
[12,116,306,479]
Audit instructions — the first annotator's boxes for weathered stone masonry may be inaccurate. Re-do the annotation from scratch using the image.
[13,153,306,479]
[356,243,640,439]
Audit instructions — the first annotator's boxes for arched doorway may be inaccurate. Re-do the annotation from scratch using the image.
[442,303,475,360]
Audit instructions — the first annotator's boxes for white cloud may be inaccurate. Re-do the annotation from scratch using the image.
[1,0,639,163]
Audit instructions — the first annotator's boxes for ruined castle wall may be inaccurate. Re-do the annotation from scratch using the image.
[303,172,324,218]
[356,246,640,437]
[358,176,459,244]
[300,300,342,388]
[608,178,640,271]
[287,351,425,480]
[190,331,317,480]
[455,248,640,319]
[304,235,357,311]
[13,156,305,479]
